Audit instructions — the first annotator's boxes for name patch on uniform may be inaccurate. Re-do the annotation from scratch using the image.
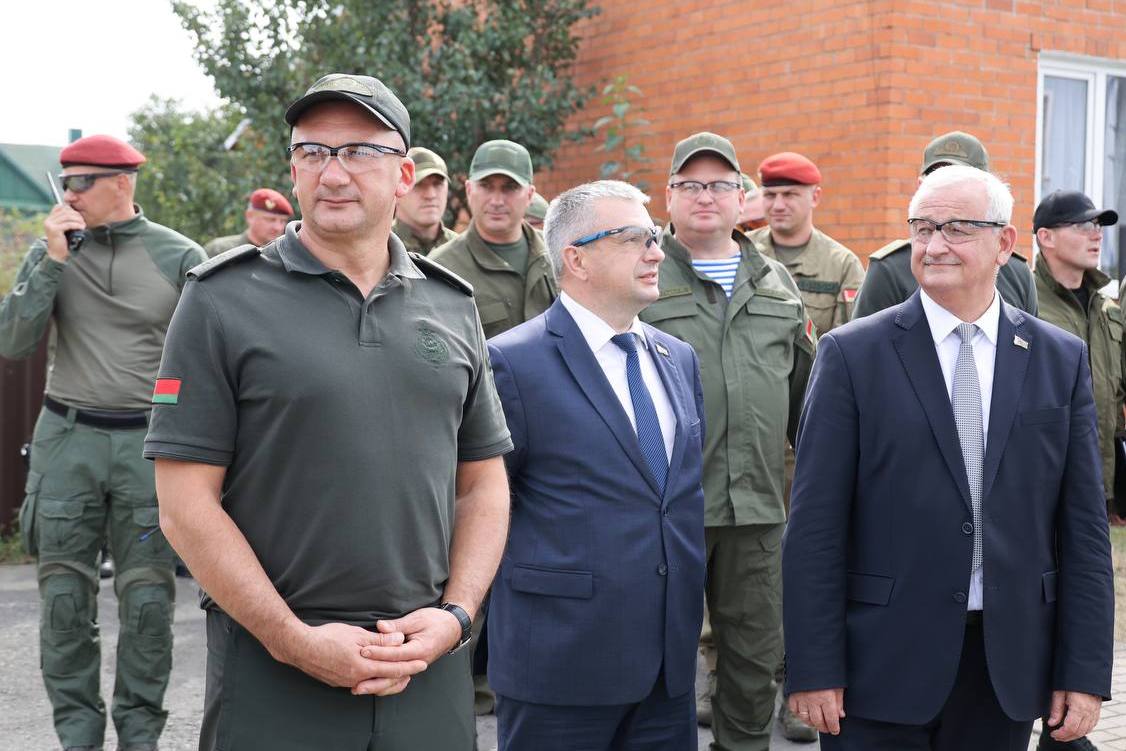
[658,286,692,299]
[152,378,181,405]
[416,326,449,364]
[796,279,841,295]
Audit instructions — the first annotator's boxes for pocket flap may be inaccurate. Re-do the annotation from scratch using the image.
[846,572,894,605]
[644,292,696,323]
[510,565,594,599]
[1042,570,1058,603]
[37,498,83,520]
[478,301,509,325]
[132,506,160,527]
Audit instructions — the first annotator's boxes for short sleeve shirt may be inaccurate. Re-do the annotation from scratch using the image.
[144,224,512,625]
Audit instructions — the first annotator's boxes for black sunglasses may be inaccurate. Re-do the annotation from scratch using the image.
[60,170,134,194]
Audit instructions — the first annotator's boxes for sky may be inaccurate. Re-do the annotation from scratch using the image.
[0,1,221,146]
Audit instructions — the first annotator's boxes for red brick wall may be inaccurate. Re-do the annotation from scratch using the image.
[536,0,1126,260]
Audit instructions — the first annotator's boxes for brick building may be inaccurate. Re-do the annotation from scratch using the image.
[537,0,1126,276]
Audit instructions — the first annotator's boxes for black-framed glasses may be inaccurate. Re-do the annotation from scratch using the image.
[668,180,741,197]
[60,170,133,194]
[907,218,1006,245]
[288,141,407,174]
[572,225,660,249]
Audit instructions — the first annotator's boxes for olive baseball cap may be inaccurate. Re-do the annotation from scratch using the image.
[670,132,740,175]
[285,73,411,148]
[921,131,989,174]
[468,140,533,186]
[408,147,449,182]
[526,192,549,222]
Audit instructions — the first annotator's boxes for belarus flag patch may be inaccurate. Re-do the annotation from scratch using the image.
[152,378,182,405]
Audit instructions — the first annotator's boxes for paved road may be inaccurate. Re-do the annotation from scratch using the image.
[8,563,1123,750]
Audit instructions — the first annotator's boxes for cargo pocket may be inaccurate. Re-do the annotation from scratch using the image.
[132,505,172,563]
[19,471,42,556]
[36,497,86,555]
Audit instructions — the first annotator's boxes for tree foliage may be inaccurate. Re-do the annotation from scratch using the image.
[128,97,286,245]
[592,75,654,192]
[169,0,597,213]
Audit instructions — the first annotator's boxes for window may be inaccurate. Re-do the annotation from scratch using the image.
[1038,56,1126,282]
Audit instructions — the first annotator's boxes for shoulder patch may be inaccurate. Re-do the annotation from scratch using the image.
[410,252,474,296]
[868,239,910,261]
[187,244,261,280]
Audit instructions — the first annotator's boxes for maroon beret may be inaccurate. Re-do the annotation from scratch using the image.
[758,152,822,187]
[248,188,294,216]
[60,135,146,169]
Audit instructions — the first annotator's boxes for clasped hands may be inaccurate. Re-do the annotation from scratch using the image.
[276,606,463,697]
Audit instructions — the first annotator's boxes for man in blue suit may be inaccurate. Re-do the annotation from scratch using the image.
[487,179,708,749]
[783,165,1114,750]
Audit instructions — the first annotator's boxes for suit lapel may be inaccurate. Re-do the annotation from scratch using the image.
[982,303,1029,502]
[645,327,688,501]
[892,293,973,512]
[547,301,662,498]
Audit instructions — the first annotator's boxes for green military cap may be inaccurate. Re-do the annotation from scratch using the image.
[469,139,533,186]
[525,192,549,222]
[408,147,449,182]
[741,172,759,193]
[285,73,411,148]
[921,131,989,174]
[670,132,740,175]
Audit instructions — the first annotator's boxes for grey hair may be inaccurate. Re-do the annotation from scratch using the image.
[544,180,651,279]
[909,164,1014,223]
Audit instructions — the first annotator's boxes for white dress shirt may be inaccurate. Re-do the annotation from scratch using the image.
[560,292,677,461]
[919,289,1000,611]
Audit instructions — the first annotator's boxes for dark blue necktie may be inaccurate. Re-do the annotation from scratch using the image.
[611,332,668,493]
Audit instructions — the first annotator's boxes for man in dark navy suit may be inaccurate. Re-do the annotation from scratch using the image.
[487,180,707,749]
[783,165,1114,750]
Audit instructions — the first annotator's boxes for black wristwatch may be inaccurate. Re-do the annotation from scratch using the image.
[439,602,473,654]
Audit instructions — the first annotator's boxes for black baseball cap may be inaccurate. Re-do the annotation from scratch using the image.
[1033,190,1118,232]
[285,73,411,148]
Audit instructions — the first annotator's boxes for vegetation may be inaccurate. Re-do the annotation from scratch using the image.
[163,0,599,218]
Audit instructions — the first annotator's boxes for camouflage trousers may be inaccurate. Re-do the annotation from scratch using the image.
[23,405,175,749]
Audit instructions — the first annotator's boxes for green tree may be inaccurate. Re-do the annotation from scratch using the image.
[592,76,654,192]
[128,97,288,245]
[0,209,47,292]
[171,0,598,214]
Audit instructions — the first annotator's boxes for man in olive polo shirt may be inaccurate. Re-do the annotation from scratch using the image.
[640,132,816,751]
[749,152,865,335]
[852,131,1038,319]
[430,139,557,338]
[392,146,459,255]
[145,73,513,751]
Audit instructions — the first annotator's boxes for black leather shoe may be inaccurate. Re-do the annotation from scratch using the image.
[1037,733,1098,750]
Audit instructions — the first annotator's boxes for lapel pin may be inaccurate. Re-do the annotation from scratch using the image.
[655,342,671,358]
[1013,335,1029,350]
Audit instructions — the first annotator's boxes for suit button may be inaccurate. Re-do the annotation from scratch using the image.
[961,522,974,535]
[953,591,967,604]
[657,564,668,576]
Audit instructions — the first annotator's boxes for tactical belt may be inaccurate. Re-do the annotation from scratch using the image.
[44,396,148,429]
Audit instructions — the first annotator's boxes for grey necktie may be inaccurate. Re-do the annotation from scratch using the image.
[952,322,984,577]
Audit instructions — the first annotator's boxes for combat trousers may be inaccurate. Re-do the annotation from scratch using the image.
[24,406,176,749]
[705,523,784,751]
[200,610,476,750]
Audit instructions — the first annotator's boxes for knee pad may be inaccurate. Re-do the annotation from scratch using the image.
[40,572,92,634]
[117,567,174,638]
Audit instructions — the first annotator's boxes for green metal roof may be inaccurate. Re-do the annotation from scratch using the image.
[0,143,61,212]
